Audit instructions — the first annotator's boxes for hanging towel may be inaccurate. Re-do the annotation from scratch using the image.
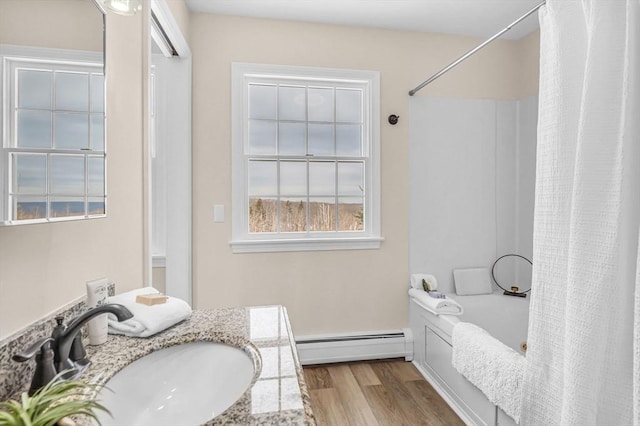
[107,287,192,337]
[452,322,525,423]
[409,273,438,291]
[408,288,463,316]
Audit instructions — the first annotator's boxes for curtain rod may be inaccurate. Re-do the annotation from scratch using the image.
[408,1,546,96]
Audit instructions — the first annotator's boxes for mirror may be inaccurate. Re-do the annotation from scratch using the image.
[0,0,106,224]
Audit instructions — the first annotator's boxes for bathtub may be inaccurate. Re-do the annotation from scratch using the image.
[409,292,529,426]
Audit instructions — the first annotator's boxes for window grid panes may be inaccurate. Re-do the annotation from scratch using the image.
[5,59,105,222]
[246,81,366,234]
[9,153,106,220]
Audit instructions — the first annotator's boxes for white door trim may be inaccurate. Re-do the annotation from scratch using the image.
[148,0,192,305]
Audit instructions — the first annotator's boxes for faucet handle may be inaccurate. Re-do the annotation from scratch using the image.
[12,337,54,362]
[13,337,57,395]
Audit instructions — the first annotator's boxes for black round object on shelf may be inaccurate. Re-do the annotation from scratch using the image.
[491,254,532,296]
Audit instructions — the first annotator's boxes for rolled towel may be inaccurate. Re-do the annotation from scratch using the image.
[451,322,525,423]
[107,287,192,337]
[409,273,438,291]
[408,288,463,316]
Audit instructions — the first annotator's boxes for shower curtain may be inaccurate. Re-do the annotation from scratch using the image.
[520,0,640,425]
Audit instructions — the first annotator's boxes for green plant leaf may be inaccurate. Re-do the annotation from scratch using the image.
[0,371,109,426]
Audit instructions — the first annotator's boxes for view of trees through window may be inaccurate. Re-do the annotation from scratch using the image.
[249,197,363,233]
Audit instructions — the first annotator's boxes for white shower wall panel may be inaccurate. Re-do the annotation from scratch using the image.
[496,101,518,264]
[409,96,538,293]
[410,98,498,293]
[515,95,538,284]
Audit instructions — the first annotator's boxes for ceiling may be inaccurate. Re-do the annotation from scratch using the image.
[186,0,542,40]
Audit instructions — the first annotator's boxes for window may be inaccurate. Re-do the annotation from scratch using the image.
[1,48,105,224]
[232,63,381,252]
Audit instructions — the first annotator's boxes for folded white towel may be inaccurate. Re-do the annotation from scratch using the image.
[452,322,525,423]
[107,287,192,338]
[409,273,438,291]
[408,288,463,316]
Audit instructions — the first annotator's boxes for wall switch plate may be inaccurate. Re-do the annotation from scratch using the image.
[213,205,225,223]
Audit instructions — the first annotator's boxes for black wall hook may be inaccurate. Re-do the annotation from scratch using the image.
[388,114,399,125]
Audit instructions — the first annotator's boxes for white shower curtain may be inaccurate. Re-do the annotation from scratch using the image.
[520,0,640,425]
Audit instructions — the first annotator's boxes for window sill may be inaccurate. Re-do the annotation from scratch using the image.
[0,215,106,227]
[230,236,384,253]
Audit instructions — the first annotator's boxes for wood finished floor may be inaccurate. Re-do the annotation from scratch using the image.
[304,359,464,426]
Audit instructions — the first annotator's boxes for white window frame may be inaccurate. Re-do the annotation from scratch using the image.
[0,44,106,225]
[231,63,382,253]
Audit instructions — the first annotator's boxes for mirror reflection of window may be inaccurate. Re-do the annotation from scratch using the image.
[0,0,105,225]
[9,62,105,221]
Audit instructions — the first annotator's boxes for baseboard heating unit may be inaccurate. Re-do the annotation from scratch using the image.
[295,329,414,365]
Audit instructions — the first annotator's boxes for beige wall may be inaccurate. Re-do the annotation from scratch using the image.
[0,6,146,339]
[0,0,103,51]
[518,30,541,98]
[191,14,540,337]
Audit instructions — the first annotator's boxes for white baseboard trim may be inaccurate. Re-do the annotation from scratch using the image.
[296,328,414,365]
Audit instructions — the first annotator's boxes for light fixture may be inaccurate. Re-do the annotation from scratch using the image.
[100,0,141,16]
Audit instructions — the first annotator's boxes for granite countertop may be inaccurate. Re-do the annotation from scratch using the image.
[82,305,316,426]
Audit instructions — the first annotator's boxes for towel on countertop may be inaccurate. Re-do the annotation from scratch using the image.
[107,287,192,337]
[408,288,463,316]
[451,322,525,423]
[409,273,438,291]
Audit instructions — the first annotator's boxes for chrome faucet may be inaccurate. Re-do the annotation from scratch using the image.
[13,304,133,394]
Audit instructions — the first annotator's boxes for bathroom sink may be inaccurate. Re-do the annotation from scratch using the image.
[96,342,257,426]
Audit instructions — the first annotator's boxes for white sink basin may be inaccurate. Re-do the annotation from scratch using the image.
[96,342,256,426]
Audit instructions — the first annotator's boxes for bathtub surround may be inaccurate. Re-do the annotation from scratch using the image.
[409,96,538,293]
[520,0,640,424]
[410,292,530,425]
